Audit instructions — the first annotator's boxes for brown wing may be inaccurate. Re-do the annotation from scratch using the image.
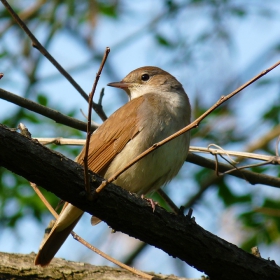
[76,96,144,175]
[35,96,144,266]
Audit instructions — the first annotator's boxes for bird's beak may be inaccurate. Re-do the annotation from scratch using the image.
[107,81,130,89]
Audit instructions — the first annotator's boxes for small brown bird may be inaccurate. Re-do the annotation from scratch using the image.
[35,66,191,266]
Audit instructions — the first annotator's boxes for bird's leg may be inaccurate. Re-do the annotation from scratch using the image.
[141,194,158,212]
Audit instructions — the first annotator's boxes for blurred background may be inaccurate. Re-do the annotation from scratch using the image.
[0,0,280,278]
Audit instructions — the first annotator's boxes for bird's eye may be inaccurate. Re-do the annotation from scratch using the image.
[141,74,150,81]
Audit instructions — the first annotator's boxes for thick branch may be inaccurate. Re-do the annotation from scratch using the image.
[0,124,280,280]
[0,252,192,280]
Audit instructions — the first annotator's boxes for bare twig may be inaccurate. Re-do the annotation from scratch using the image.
[223,161,272,176]
[79,108,100,128]
[83,47,110,195]
[157,189,180,214]
[34,137,280,188]
[0,0,107,122]
[72,233,155,280]
[17,124,57,218]
[95,59,280,194]
[34,138,280,163]
[30,183,58,218]
[185,124,280,211]
[0,88,97,131]
[0,0,47,34]
[186,152,280,188]
[245,124,280,153]
[98,88,105,106]
[36,137,86,145]
[208,144,239,164]
[193,146,280,163]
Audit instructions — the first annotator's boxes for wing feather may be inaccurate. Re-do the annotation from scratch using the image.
[35,96,144,266]
[76,96,143,174]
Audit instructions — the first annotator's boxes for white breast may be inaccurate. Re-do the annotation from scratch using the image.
[104,92,191,195]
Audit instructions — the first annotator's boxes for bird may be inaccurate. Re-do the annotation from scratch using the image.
[34,66,191,266]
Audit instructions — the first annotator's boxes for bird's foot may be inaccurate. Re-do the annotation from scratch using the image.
[141,195,158,212]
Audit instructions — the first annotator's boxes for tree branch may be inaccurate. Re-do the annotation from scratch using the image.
[186,152,280,188]
[0,88,97,132]
[0,0,107,122]
[0,252,193,280]
[0,124,280,280]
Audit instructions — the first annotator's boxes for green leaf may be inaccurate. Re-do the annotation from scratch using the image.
[263,104,280,124]
[37,94,48,107]
[98,3,117,18]
[155,34,172,48]
[218,181,251,206]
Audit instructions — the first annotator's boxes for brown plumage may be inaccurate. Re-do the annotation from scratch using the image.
[35,66,191,266]
[77,96,143,175]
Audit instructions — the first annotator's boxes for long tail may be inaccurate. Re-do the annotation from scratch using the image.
[34,203,83,266]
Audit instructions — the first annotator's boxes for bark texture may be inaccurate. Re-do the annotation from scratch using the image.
[0,252,193,280]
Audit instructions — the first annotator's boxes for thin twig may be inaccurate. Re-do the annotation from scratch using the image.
[36,137,86,145]
[186,153,280,188]
[223,161,272,175]
[95,59,280,194]
[208,144,238,164]
[79,108,100,128]
[83,47,110,195]
[156,189,180,214]
[0,0,107,121]
[193,146,280,163]
[33,137,280,188]
[245,124,280,154]
[98,88,105,105]
[30,183,58,217]
[217,154,249,182]
[0,0,47,34]
[0,88,97,131]
[213,153,219,177]
[72,234,155,280]
[34,137,280,163]
[123,242,146,266]
[18,124,58,217]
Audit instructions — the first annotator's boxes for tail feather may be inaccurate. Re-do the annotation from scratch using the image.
[35,204,83,266]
